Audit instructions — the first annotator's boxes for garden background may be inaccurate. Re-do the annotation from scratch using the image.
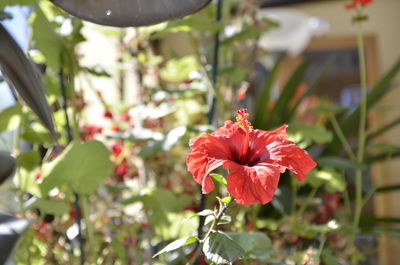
[0,0,400,264]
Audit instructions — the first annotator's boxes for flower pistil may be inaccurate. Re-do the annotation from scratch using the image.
[236,109,252,163]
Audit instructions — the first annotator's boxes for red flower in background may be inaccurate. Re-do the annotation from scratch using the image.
[186,109,316,205]
[120,112,131,122]
[345,0,372,10]
[80,125,103,141]
[103,110,113,119]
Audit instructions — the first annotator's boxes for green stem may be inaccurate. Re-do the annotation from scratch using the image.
[317,234,326,263]
[353,19,368,226]
[187,198,233,265]
[291,177,298,216]
[69,77,80,141]
[81,195,96,261]
[329,115,357,162]
[297,186,318,217]
[352,17,368,253]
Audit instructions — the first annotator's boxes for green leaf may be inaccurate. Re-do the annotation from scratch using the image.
[31,6,64,72]
[322,249,346,265]
[160,55,199,83]
[217,215,231,225]
[287,124,332,147]
[120,188,190,227]
[253,60,280,128]
[218,66,248,86]
[22,124,52,144]
[0,104,22,132]
[24,197,69,216]
[368,116,400,140]
[317,168,346,193]
[181,209,214,224]
[220,196,233,204]
[153,236,197,258]
[156,212,199,240]
[267,61,309,127]
[375,184,400,193]
[111,239,127,260]
[221,25,259,46]
[210,173,227,185]
[40,141,113,195]
[226,232,272,258]
[301,168,345,192]
[0,0,36,9]
[307,105,347,115]
[16,151,40,171]
[203,231,245,264]
[317,156,364,170]
[360,216,400,224]
[367,142,400,153]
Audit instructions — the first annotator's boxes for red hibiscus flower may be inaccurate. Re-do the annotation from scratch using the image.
[345,0,372,10]
[186,109,316,205]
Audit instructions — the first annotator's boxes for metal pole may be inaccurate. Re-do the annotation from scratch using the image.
[197,0,223,247]
[59,71,85,265]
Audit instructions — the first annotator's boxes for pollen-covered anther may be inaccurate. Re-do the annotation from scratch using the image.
[236,108,253,131]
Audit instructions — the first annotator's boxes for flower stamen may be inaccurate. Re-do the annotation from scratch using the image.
[236,109,252,162]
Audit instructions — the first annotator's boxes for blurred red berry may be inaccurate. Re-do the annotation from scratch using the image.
[111,142,124,157]
[104,110,113,119]
[111,125,120,132]
[35,171,43,180]
[81,125,103,141]
[120,112,131,122]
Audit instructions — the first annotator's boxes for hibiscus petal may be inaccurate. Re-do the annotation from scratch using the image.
[267,138,316,181]
[224,161,281,205]
[247,125,288,164]
[186,151,223,193]
[187,132,233,194]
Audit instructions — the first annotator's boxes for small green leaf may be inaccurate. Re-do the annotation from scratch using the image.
[24,197,69,216]
[287,124,332,146]
[203,231,245,264]
[32,6,64,72]
[204,215,215,226]
[16,151,40,171]
[0,0,36,9]
[317,168,346,193]
[210,173,227,185]
[307,105,347,115]
[301,168,345,192]
[217,215,231,225]
[317,157,364,170]
[153,236,197,258]
[221,196,232,204]
[181,209,214,224]
[160,55,199,83]
[40,141,113,195]
[0,104,22,132]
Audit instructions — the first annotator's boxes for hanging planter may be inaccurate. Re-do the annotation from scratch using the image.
[50,0,211,27]
[0,151,15,185]
[0,25,57,142]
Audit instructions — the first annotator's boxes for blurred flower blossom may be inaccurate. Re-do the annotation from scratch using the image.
[345,0,373,10]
